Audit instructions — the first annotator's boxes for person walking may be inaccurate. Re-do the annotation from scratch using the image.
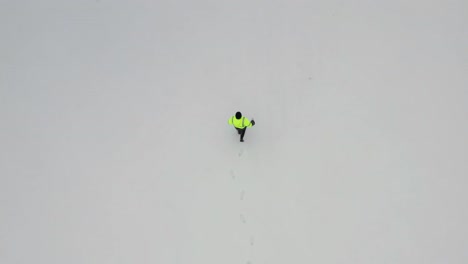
[228,111,255,142]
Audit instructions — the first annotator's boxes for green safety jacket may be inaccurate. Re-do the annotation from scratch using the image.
[228,116,253,129]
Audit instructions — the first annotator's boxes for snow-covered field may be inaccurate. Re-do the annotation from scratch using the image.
[1,1,467,263]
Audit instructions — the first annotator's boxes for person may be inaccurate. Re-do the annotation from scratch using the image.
[228,111,255,142]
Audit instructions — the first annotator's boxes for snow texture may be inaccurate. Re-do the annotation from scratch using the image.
[1,1,468,263]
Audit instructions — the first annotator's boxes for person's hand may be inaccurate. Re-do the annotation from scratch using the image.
[251,120,256,126]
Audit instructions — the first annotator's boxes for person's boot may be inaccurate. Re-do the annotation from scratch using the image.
[240,138,244,142]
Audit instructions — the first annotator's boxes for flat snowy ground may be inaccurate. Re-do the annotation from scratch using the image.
[1,1,467,263]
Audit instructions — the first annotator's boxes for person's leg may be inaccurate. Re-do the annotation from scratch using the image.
[236,128,241,134]
[240,127,247,142]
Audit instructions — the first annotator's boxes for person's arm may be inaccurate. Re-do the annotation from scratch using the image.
[244,118,255,127]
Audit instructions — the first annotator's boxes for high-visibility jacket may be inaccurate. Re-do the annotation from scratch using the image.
[228,116,253,129]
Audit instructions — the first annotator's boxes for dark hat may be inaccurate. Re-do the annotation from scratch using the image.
[235,112,242,119]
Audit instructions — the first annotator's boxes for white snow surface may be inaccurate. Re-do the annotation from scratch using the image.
[1,1,468,263]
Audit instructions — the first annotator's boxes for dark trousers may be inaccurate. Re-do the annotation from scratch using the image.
[235,127,247,140]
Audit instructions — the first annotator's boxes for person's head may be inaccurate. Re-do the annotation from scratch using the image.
[235,112,242,119]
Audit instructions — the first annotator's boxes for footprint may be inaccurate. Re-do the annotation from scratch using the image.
[230,169,236,179]
[240,190,245,200]
[250,236,255,246]
[238,149,244,157]
[240,214,246,224]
